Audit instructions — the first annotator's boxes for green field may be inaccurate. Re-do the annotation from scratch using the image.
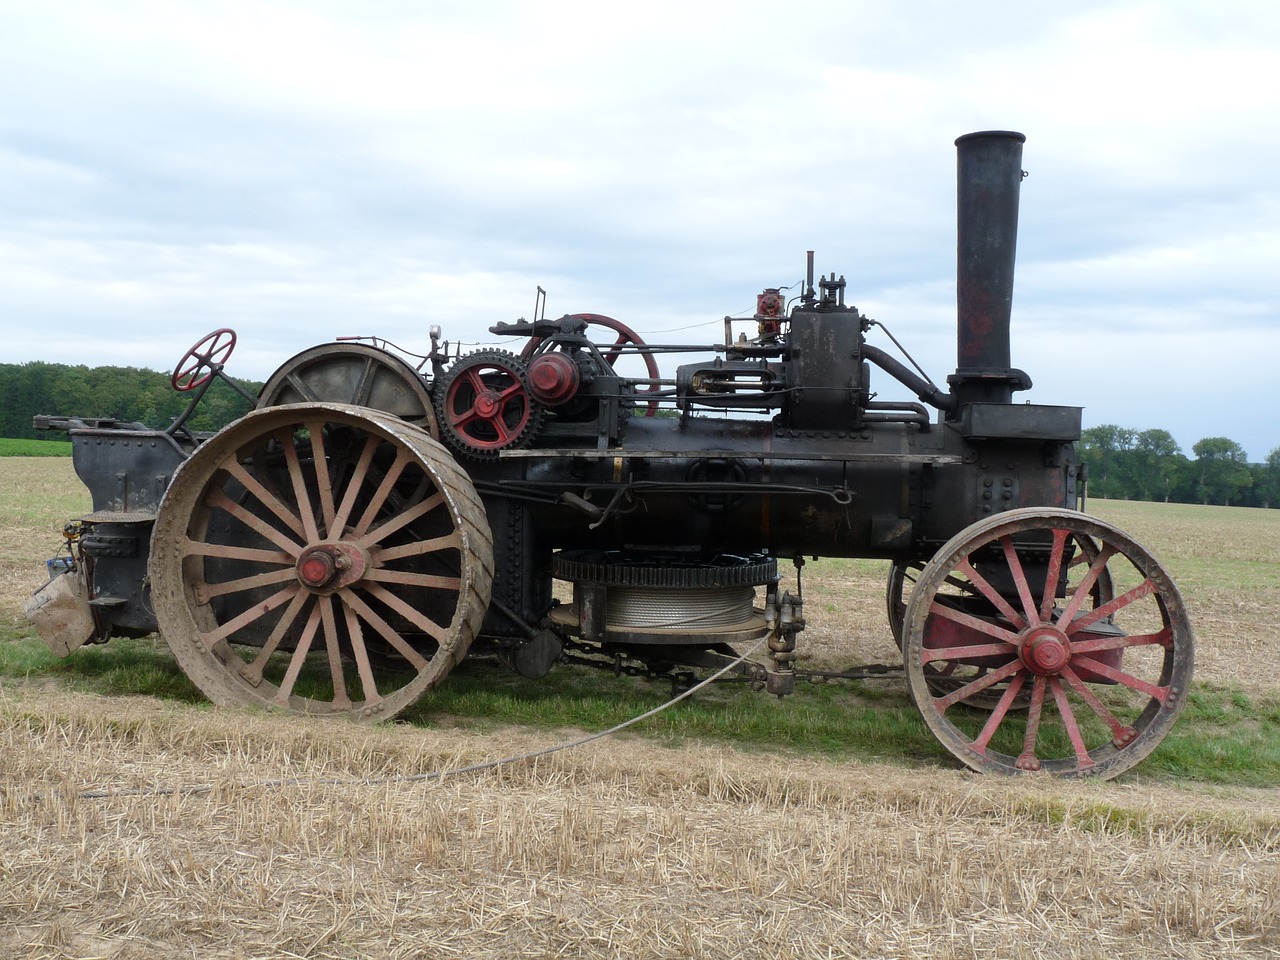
[0,437,72,456]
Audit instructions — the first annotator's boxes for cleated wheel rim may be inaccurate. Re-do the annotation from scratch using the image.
[257,342,439,438]
[149,403,493,721]
[902,508,1193,779]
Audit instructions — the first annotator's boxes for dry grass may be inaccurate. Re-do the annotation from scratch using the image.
[4,460,1280,958]
[3,690,1279,960]
[0,458,91,622]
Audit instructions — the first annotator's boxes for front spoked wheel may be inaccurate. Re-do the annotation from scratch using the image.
[150,402,493,721]
[902,508,1193,778]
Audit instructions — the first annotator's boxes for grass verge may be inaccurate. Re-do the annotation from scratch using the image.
[4,621,1278,788]
[0,437,72,456]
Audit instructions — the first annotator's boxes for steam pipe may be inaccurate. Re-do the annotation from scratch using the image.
[948,130,1031,410]
[862,344,954,412]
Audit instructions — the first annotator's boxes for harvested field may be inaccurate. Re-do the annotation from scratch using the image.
[3,457,1280,958]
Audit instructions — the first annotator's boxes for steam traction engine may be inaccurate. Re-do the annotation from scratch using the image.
[26,132,1194,779]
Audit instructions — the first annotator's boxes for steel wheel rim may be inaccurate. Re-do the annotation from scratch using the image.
[903,508,1193,778]
[150,402,493,721]
[256,342,439,437]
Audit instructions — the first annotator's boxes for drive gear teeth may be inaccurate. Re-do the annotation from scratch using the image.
[434,349,544,458]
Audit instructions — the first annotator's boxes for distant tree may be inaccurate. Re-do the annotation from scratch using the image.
[1191,437,1253,506]
[1255,447,1280,509]
[0,362,258,440]
[1080,425,1125,499]
[1132,429,1183,502]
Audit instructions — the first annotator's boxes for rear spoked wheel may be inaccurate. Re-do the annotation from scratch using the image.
[150,402,493,721]
[902,508,1193,778]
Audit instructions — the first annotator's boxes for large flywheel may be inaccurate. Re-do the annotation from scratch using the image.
[901,508,1193,779]
[149,402,493,721]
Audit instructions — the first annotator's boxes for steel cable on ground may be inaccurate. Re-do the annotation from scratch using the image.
[11,637,768,805]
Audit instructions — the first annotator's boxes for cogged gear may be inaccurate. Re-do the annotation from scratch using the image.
[434,349,544,458]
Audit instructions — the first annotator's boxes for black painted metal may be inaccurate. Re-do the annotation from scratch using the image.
[950,130,1033,409]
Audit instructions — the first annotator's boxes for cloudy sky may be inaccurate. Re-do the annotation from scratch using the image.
[3,1,1278,460]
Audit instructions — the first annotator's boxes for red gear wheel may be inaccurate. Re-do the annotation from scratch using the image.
[434,350,543,458]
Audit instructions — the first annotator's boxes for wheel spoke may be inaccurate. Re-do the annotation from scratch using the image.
[342,602,381,705]
[375,531,461,564]
[495,381,524,402]
[490,416,515,444]
[284,372,321,402]
[1058,543,1117,624]
[201,584,300,647]
[956,557,1027,628]
[351,357,376,406]
[920,639,1017,665]
[240,589,313,685]
[1038,527,1071,622]
[1000,535,1040,626]
[1066,579,1159,634]
[317,596,352,710]
[933,659,1021,712]
[338,589,429,671]
[450,403,480,429]
[1048,678,1094,770]
[1067,655,1169,702]
[359,491,444,549]
[1060,664,1137,746]
[1070,627,1173,655]
[222,459,307,540]
[365,569,463,591]
[206,487,304,556]
[362,582,453,646]
[306,422,338,535]
[194,565,298,603]
[351,450,412,538]
[281,431,321,544]
[273,602,324,705]
[183,539,293,565]
[330,435,380,539]
[971,672,1027,753]
[1016,677,1048,770]
[925,600,1021,644]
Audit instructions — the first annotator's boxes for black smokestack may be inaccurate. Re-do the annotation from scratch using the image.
[949,130,1031,409]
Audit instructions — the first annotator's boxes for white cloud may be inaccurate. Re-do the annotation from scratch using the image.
[2,1,1279,459]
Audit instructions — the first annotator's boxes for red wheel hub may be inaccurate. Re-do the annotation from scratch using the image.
[473,390,502,420]
[1020,626,1071,675]
[296,543,367,592]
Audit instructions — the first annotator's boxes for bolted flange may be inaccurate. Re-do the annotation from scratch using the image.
[295,543,367,594]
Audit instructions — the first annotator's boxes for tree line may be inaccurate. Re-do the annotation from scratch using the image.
[0,362,261,440]
[1080,425,1280,508]
[2,362,1277,508]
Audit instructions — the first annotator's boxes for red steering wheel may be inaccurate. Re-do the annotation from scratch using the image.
[172,328,237,392]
